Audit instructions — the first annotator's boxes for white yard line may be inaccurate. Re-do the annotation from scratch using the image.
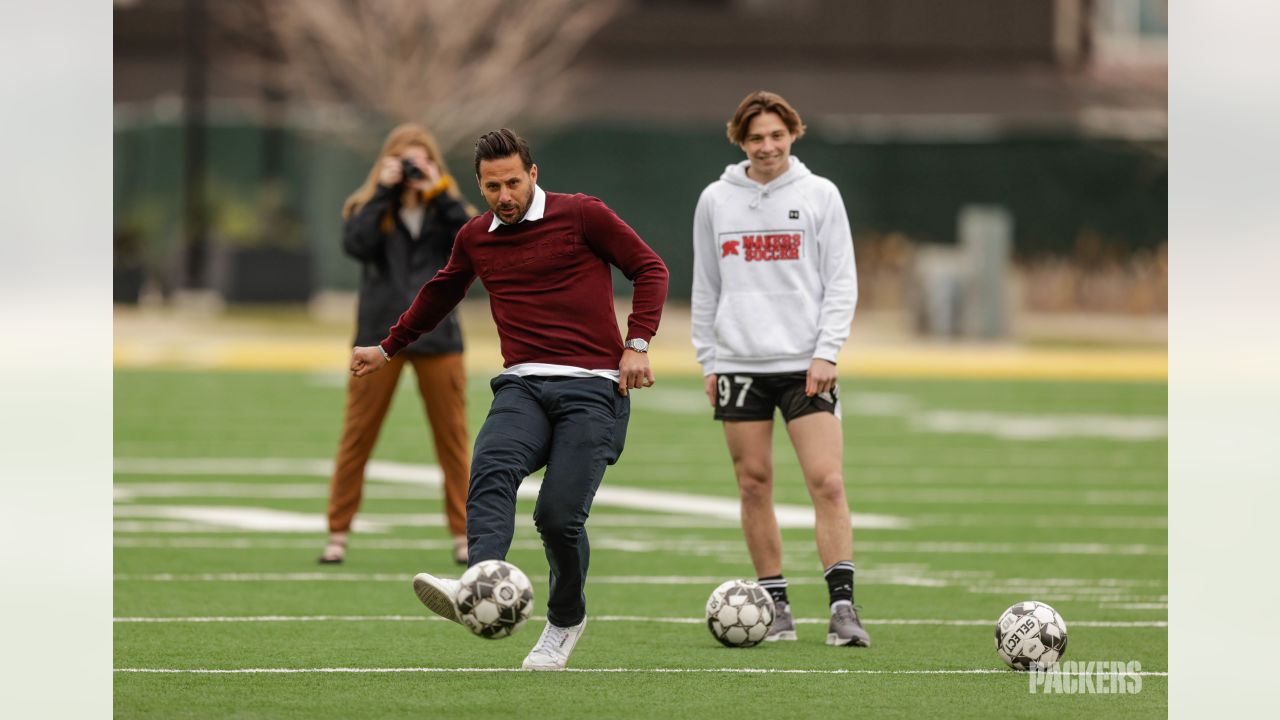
[112,614,1169,628]
[111,572,1167,602]
[112,505,389,533]
[110,573,1166,601]
[112,666,1169,676]
[113,457,910,530]
[112,534,1166,557]
[113,515,744,531]
[908,514,1167,529]
[632,389,1168,442]
[109,573,884,584]
[910,410,1166,441]
[110,505,1168,533]
[858,541,1166,556]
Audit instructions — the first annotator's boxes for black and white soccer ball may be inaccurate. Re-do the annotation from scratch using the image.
[995,600,1069,670]
[705,579,775,648]
[456,560,534,639]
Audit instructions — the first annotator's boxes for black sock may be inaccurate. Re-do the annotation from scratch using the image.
[757,575,789,606]
[824,561,855,605]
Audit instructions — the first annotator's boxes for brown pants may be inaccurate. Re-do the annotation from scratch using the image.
[327,352,470,536]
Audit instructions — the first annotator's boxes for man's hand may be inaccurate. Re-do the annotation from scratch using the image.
[704,374,718,408]
[618,349,655,396]
[805,358,838,397]
[351,346,389,377]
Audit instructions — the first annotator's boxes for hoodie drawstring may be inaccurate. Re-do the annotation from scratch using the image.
[750,187,770,209]
[724,157,806,209]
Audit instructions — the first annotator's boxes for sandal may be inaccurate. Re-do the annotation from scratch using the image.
[318,533,348,564]
[452,535,468,566]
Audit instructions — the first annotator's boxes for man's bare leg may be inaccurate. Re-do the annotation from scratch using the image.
[723,420,780,576]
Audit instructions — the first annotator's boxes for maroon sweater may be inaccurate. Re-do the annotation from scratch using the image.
[380,192,669,369]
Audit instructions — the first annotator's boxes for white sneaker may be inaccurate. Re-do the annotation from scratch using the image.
[521,616,588,671]
[412,572,462,625]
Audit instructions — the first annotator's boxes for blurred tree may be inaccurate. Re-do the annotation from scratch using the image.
[216,0,624,153]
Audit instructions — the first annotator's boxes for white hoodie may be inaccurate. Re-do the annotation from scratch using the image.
[691,157,857,376]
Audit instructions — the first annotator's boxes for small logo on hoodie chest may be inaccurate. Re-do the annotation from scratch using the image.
[719,230,804,262]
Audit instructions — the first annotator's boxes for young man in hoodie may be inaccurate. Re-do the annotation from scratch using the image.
[691,91,868,647]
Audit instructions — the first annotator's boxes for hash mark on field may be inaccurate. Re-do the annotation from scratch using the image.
[113,666,1170,676]
[112,614,1169,628]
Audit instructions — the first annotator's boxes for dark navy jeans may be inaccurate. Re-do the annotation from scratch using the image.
[465,374,630,627]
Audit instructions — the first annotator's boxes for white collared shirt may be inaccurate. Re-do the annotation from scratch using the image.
[500,363,620,382]
[488,184,547,232]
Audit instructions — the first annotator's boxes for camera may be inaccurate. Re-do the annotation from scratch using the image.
[401,158,425,183]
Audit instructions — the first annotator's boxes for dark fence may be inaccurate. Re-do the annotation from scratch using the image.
[113,118,1167,302]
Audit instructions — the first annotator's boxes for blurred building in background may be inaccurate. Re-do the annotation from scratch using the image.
[113,0,1166,333]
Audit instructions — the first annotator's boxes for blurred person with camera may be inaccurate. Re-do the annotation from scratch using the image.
[691,91,868,647]
[321,124,474,566]
[350,128,669,670]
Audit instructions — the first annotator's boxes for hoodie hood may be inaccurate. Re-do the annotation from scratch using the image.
[720,156,813,209]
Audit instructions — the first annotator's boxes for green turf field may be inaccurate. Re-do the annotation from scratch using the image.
[113,370,1167,718]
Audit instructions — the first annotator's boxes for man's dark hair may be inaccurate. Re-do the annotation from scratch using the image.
[474,128,534,177]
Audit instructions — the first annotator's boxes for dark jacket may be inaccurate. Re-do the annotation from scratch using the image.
[343,183,469,355]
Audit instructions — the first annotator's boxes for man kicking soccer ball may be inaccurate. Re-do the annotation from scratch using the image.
[351,128,669,670]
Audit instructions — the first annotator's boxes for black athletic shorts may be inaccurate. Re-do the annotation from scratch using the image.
[712,371,841,423]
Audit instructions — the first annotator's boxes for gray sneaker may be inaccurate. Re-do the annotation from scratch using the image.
[766,601,797,641]
[412,572,462,625]
[826,603,871,647]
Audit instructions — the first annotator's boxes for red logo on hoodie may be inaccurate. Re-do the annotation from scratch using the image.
[721,240,740,257]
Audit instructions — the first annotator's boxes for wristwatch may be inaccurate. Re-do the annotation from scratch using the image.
[623,338,649,353]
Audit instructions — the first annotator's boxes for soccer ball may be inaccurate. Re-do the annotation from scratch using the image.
[995,600,1069,670]
[705,579,775,648]
[456,560,534,639]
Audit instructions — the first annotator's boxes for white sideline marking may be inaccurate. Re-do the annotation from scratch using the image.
[111,535,1165,557]
[112,666,1169,676]
[112,614,1169,628]
[911,410,1167,441]
[113,457,910,530]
